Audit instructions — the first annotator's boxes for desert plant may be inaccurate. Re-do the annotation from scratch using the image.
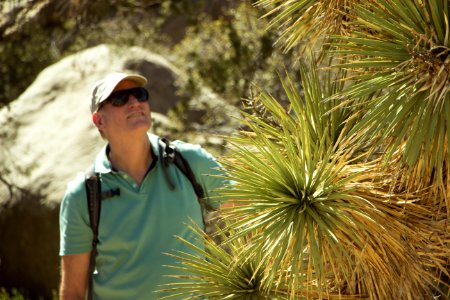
[163,55,450,299]
[163,0,450,299]
[328,0,450,195]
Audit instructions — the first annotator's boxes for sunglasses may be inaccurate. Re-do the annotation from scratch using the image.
[104,87,149,107]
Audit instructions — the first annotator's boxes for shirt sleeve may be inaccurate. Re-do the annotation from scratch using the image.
[59,173,93,256]
[174,141,231,209]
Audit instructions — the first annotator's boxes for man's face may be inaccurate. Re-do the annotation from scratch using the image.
[93,79,152,140]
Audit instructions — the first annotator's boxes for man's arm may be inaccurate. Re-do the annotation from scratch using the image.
[59,252,91,300]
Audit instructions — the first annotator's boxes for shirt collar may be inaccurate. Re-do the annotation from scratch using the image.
[93,133,160,174]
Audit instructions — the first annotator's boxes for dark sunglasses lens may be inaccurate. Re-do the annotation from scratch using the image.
[109,93,129,106]
[131,88,149,102]
[108,88,149,106]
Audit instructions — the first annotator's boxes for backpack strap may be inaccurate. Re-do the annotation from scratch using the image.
[158,137,216,227]
[84,165,120,300]
[159,138,205,197]
[158,138,176,191]
[84,165,100,300]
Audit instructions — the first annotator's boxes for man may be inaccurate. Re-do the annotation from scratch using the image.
[59,72,229,299]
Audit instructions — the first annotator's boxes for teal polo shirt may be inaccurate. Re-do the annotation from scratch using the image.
[59,133,229,299]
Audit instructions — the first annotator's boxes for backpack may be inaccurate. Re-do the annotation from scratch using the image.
[84,137,216,300]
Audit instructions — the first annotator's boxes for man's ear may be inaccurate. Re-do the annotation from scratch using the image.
[92,112,103,128]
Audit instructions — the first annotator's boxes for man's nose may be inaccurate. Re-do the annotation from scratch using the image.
[127,95,140,106]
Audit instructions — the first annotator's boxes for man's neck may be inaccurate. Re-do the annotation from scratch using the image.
[108,133,153,185]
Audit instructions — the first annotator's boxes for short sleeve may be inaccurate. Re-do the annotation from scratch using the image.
[59,173,93,256]
[174,141,231,209]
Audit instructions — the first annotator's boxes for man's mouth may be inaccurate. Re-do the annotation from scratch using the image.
[127,111,145,119]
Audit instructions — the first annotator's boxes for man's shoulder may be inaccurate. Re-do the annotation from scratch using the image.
[64,171,88,199]
[149,133,206,158]
[172,139,202,153]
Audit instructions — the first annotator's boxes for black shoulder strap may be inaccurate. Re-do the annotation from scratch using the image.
[173,149,205,200]
[159,137,206,199]
[84,166,120,300]
[158,137,216,227]
[84,165,100,300]
[159,138,176,191]
[85,167,121,243]
[85,166,101,247]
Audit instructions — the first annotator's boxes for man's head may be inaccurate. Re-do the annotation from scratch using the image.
[90,72,152,140]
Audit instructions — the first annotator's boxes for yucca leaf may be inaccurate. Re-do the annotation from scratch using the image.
[255,0,361,53]
[163,48,449,298]
[327,0,450,189]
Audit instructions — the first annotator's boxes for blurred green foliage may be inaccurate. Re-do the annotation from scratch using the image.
[0,287,57,300]
[0,288,25,300]
[0,5,62,106]
[175,3,272,103]
[0,0,297,110]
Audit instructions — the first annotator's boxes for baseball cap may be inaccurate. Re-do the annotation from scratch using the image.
[90,72,148,113]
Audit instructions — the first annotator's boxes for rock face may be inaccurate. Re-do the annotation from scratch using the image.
[0,44,198,206]
[0,44,238,298]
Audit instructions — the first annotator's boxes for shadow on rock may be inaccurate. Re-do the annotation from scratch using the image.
[0,187,60,300]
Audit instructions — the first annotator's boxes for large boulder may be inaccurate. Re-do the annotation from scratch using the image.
[0,44,238,298]
[0,44,201,206]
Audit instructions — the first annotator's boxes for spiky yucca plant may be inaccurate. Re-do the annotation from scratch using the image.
[162,62,449,299]
[218,93,444,298]
[255,0,361,52]
[159,222,284,299]
[163,0,450,299]
[328,0,450,194]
